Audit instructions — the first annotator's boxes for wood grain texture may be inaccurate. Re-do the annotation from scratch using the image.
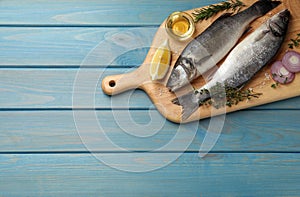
[0,27,155,66]
[0,153,299,196]
[0,110,299,152]
[1,69,300,109]
[102,0,300,123]
[0,0,219,25]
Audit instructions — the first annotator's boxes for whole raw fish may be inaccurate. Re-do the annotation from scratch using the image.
[173,9,290,120]
[167,0,280,92]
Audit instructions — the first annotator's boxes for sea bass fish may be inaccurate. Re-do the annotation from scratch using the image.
[167,0,280,92]
[173,9,290,120]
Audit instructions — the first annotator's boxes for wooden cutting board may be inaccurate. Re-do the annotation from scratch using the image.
[102,0,300,123]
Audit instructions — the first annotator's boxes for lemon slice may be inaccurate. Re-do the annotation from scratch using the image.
[150,39,171,80]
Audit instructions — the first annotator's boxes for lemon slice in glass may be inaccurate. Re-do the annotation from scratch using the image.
[150,39,171,80]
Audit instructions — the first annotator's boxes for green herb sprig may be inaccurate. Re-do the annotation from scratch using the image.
[271,83,279,89]
[288,33,300,49]
[192,0,246,23]
[199,83,262,109]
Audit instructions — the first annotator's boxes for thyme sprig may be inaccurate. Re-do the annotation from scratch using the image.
[271,83,279,89]
[288,33,300,49]
[199,83,262,109]
[192,0,246,23]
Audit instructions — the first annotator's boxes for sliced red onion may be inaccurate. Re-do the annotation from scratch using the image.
[271,61,295,84]
[282,51,300,73]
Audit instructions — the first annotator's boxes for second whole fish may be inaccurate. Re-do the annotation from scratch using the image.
[173,9,290,120]
[167,0,280,92]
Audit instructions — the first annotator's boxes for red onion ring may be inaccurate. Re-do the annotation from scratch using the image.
[282,51,300,73]
[271,61,295,84]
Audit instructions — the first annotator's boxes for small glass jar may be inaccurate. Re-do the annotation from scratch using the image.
[165,11,195,41]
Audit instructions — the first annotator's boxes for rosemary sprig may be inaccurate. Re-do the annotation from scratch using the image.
[200,83,262,109]
[192,0,246,23]
[288,33,300,49]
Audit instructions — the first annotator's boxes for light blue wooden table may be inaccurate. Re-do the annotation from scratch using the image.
[0,0,300,196]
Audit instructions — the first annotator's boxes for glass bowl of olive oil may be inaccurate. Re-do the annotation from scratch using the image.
[165,11,195,41]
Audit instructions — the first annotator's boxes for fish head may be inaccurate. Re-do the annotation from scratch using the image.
[167,57,196,92]
[167,64,189,92]
[269,9,290,37]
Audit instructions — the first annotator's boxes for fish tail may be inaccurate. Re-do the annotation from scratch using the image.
[172,91,210,120]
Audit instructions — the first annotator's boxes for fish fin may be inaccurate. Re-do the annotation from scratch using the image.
[202,65,219,82]
[195,54,212,66]
[172,93,199,120]
[254,29,270,42]
[172,91,210,120]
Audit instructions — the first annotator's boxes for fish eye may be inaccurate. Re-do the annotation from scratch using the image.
[182,58,192,67]
[282,16,289,24]
[182,58,189,65]
[273,30,281,37]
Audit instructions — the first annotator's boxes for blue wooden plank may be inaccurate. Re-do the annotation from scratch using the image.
[1,68,299,109]
[0,110,299,152]
[0,68,152,108]
[0,27,155,66]
[0,153,299,196]
[0,0,221,25]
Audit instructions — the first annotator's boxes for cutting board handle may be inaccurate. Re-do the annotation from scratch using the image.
[102,66,149,95]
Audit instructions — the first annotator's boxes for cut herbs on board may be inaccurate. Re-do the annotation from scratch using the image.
[288,33,300,49]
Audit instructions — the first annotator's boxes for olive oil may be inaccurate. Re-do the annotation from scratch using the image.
[172,18,190,36]
[165,12,195,41]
